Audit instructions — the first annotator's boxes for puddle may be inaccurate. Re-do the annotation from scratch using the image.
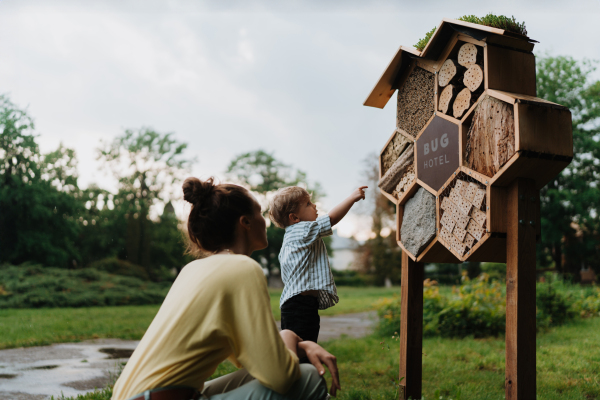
[62,376,111,391]
[0,374,17,379]
[99,348,134,359]
[25,365,59,370]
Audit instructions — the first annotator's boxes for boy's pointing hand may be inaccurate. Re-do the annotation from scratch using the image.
[351,186,368,202]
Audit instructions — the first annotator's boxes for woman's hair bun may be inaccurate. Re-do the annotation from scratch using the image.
[182,177,215,205]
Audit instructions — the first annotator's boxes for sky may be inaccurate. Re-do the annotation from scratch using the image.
[1,0,599,239]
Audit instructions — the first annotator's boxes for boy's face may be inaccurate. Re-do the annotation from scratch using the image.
[290,196,318,224]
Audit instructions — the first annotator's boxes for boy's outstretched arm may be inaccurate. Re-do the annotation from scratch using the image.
[328,186,368,226]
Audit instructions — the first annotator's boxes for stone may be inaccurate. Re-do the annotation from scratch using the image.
[400,187,436,256]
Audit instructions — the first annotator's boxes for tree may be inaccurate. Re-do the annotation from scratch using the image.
[354,153,402,285]
[96,128,195,272]
[0,95,82,267]
[536,55,600,278]
[226,150,327,275]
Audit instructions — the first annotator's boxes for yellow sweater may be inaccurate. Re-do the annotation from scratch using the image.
[111,255,300,400]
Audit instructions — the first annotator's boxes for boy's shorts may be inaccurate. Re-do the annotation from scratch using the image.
[280,294,320,345]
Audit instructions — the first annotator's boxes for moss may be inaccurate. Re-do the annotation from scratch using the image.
[414,14,528,51]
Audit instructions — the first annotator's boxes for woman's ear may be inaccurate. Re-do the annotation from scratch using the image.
[239,215,251,231]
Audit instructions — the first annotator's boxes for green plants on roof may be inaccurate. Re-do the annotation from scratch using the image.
[414,14,528,51]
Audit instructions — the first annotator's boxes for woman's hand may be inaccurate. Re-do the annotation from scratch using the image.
[298,341,341,397]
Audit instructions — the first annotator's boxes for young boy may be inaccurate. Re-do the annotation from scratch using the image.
[269,185,367,345]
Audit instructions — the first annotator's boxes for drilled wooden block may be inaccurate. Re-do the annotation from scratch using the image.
[451,236,466,256]
[471,207,487,227]
[452,208,470,230]
[466,219,484,241]
[454,180,466,194]
[465,182,478,202]
[464,233,475,248]
[441,196,453,211]
[456,196,473,216]
[440,226,454,245]
[472,188,486,209]
[453,225,467,242]
[449,188,461,205]
[441,211,456,232]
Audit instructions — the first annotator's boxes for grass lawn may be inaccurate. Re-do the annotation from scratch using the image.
[0,286,399,350]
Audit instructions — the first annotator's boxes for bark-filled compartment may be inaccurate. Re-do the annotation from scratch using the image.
[438,173,487,258]
[378,143,414,194]
[392,164,415,200]
[400,187,436,256]
[464,96,516,177]
[397,66,435,137]
[381,130,411,176]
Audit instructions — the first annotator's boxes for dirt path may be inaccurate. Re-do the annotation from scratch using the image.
[0,311,376,400]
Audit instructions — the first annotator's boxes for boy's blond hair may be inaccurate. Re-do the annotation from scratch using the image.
[269,186,311,228]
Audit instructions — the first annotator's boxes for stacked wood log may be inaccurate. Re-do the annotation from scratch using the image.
[465,96,516,177]
[392,164,415,199]
[437,42,484,119]
[438,178,487,257]
[378,144,414,193]
[397,67,435,137]
[381,130,411,176]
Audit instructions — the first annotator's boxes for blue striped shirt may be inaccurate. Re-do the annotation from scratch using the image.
[279,215,339,310]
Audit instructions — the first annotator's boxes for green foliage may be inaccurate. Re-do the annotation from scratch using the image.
[0,263,170,308]
[414,14,527,51]
[0,94,82,267]
[88,257,150,280]
[331,268,374,287]
[375,274,599,338]
[536,56,600,278]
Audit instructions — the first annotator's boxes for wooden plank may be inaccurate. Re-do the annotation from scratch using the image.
[415,178,437,198]
[364,46,421,109]
[516,102,573,158]
[415,58,438,74]
[457,34,486,47]
[485,35,535,52]
[490,152,572,190]
[418,238,461,263]
[487,89,563,108]
[505,178,537,400]
[380,188,398,204]
[399,252,424,400]
[488,185,507,233]
[485,45,536,96]
[465,235,507,262]
[435,110,461,125]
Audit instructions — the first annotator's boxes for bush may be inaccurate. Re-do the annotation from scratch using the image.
[375,272,599,338]
[331,268,374,287]
[0,263,170,308]
[88,257,150,281]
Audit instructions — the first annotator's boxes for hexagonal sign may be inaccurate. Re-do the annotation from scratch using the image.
[415,115,459,192]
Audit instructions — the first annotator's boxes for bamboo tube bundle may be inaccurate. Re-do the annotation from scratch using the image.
[378,143,414,193]
[397,67,435,137]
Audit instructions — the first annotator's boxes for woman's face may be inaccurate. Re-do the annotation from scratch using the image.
[248,198,268,252]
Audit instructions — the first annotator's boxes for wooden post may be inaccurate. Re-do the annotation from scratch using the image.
[399,252,424,399]
[505,178,538,399]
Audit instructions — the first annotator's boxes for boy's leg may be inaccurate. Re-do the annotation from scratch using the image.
[203,364,327,400]
[280,295,320,360]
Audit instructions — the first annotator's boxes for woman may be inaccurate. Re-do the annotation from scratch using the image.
[111,177,340,400]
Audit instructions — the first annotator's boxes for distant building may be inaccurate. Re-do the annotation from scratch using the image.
[329,230,358,271]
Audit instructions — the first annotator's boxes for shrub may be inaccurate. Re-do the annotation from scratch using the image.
[0,263,170,308]
[331,268,374,287]
[88,257,150,281]
[375,272,599,338]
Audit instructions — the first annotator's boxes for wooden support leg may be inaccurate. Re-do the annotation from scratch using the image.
[505,178,538,400]
[399,252,424,399]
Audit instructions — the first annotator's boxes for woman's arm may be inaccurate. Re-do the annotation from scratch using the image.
[279,329,301,356]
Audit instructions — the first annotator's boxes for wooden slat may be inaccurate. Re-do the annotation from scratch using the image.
[364,47,421,109]
[505,178,537,400]
[416,179,437,198]
[399,252,424,400]
[488,185,507,233]
[485,45,536,96]
[485,34,535,52]
[418,237,461,263]
[487,89,563,108]
[457,34,486,46]
[490,152,572,190]
[464,235,507,262]
[380,188,398,204]
[415,58,438,74]
[516,102,573,158]
[435,110,461,125]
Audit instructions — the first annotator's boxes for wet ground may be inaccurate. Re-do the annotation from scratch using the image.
[0,311,376,400]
